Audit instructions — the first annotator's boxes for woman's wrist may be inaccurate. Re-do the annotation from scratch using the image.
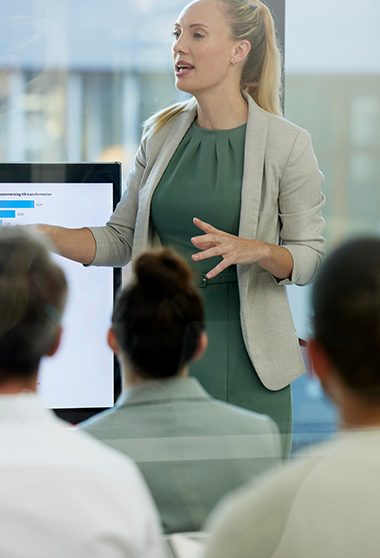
[255,241,293,280]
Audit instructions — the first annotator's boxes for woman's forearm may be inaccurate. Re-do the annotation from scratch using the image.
[256,241,293,280]
[36,224,96,265]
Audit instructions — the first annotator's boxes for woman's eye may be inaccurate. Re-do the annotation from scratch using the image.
[193,32,204,39]
[172,30,180,39]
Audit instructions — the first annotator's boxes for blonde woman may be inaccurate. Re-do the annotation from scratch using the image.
[40,0,325,454]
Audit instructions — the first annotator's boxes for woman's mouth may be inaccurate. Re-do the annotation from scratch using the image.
[175,62,195,76]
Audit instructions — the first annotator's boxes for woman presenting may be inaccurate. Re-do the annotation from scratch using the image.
[40,0,325,454]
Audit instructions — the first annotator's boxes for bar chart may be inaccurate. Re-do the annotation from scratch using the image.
[0,196,44,225]
[0,200,35,221]
[0,200,35,207]
[0,210,16,219]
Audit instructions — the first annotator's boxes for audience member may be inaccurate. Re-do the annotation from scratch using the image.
[81,248,282,534]
[204,236,380,558]
[0,228,163,558]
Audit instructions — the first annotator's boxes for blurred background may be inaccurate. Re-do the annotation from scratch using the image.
[1,0,379,451]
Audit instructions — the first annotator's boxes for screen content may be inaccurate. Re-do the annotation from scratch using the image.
[0,182,114,409]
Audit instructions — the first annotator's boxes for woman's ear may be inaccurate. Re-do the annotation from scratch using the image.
[307,338,333,384]
[231,39,251,66]
[46,326,63,357]
[308,337,346,405]
[192,331,208,363]
[107,327,120,354]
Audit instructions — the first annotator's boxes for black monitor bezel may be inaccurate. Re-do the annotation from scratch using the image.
[0,162,122,424]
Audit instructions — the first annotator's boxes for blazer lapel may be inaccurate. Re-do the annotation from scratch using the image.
[133,105,197,256]
[238,95,269,239]
[237,96,269,309]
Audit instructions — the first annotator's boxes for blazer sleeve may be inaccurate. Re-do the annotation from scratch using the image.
[88,135,147,267]
[276,128,326,286]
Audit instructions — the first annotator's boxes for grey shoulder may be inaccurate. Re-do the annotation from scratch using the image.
[256,109,315,167]
[207,439,332,538]
[247,98,312,146]
[74,425,138,470]
[211,399,280,432]
[79,408,118,439]
[266,110,311,141]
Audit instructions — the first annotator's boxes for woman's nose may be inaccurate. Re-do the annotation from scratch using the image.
[173,34,188,54]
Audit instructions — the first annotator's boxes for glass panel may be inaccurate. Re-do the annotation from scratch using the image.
[0,1,186,167]
[286,0,380,451]
[4,0,375,455]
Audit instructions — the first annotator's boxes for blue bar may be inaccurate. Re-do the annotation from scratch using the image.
[0,200,34,209]
[0,210,16,218]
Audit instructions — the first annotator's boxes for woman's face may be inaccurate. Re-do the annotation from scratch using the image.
[172,0,239,97]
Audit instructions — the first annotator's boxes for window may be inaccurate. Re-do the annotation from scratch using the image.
[2,0,378,453]
[286,0,380,451]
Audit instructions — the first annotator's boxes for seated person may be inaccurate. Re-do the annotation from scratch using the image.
[81,248,282,534]
[204,236,380,558]
[0,227,163,558]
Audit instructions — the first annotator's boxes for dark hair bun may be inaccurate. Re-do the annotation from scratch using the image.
[113,247,204,378]
[135,248,192,298]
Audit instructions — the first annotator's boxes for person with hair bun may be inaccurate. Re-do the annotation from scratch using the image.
[39,0,325,454]
[81,247,282,534]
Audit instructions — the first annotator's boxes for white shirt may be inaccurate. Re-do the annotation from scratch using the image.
[0,393,164,558]
[205,429,380,558]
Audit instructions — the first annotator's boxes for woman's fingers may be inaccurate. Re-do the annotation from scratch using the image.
[193,217,219,234]
[192,246,223,262]
[190,217,258,278]
[191,234,217,248]
[204,259,230,279]
[192,218,229,251]
[192,242,215,251]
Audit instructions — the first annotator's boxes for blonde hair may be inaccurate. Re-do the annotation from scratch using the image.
[221,0,282,115]
[144,97,197,137]
[146,0,282,136]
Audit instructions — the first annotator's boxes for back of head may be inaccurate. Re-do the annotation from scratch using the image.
[112,248,204,379]
[312,236,380,400]
[0,228,67,382]
[219,0,282,115]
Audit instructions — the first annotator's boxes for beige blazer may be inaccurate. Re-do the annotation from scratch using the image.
[90,95,325,390]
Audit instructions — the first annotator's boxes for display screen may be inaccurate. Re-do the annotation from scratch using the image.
[0,164,121,416]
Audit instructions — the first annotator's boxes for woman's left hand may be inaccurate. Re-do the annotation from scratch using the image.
[191,217,267,279]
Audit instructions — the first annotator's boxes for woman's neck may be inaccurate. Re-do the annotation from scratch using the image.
[340,408,380,430]
[122,363,188,389]
[339,390,380,430]
[0,375,38,395]
[195,89,248,130]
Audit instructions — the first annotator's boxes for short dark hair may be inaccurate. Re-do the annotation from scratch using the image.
[112,248,204,379]
[312,236,380,400]
[0,228,67,380]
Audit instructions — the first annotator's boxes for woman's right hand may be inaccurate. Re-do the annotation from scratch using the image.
[33,224,96,265]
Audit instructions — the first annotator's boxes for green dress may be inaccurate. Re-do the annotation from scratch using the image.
[151,122,291,455]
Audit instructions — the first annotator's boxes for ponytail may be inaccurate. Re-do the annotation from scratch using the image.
[251,1,282,115]
[222,0,282,115]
